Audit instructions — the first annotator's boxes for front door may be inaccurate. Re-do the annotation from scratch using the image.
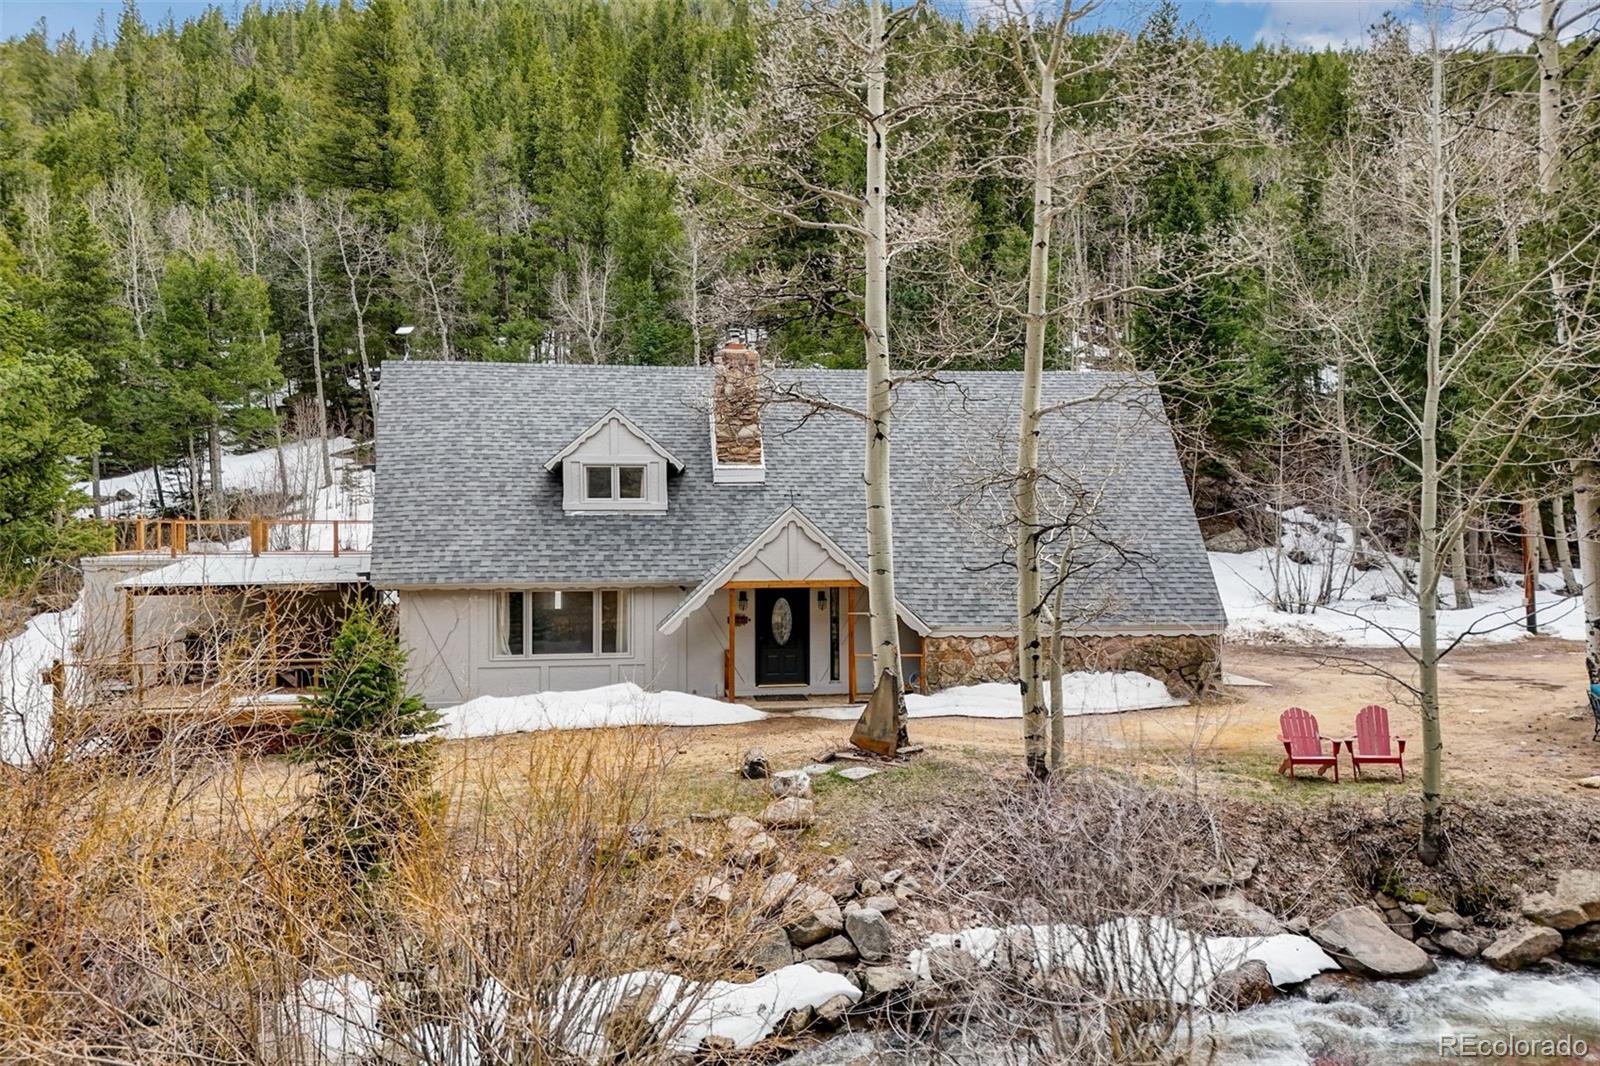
[755,588,809,686]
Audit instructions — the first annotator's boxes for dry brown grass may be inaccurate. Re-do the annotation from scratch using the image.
[0,724,809,1063]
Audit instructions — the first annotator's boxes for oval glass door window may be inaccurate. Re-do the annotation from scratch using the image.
[771,597,794,646]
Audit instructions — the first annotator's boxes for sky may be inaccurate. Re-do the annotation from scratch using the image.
[1,0,1415,50]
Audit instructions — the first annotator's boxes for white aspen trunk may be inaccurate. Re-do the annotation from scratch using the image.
[1576,462,1600,685]
[1534,1,1597,671]
[187,436,202,519]
[1418,37,1446,865]
[861,0,905,734]
[1535,501,1554,573]
[1553,494,1580,595]
[1016,57,1055,779]
[688,241,704,367]
[295,206,334,488]
[91,451,103,521]
[346,270,377,426]
[1449,523,1472,609]
[1335,358,1366,566]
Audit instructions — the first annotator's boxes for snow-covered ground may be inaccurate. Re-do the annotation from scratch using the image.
[0,603,80,764]
[1212,508,1585,648]
[80,437,364,519]
[434,673,1184,741]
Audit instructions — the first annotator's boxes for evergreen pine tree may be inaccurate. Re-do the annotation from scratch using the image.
[0,247,105,587]
[292,597,440,877]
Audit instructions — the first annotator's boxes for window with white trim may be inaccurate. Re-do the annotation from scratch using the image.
[496,590,630,656]
[583,464,646,502]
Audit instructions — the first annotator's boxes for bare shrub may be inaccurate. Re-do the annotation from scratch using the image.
[897,772,1230,1065]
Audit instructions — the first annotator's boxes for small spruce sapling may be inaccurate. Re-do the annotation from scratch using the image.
[293,597,441,877]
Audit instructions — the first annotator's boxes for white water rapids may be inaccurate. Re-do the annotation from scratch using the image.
[1209,959,1600,1064]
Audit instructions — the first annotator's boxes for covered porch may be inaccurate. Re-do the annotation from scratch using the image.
[71,551,374,717]
[659,507,930,703]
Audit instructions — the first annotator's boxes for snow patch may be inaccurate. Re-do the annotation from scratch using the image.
[0,602,81,765]
[1212,508,1584,648]
[268,964,857,1063]
[436,673,1182,740]
[906,917,1337,1007]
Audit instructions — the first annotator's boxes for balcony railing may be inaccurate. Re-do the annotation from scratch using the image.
[105,517,371,557]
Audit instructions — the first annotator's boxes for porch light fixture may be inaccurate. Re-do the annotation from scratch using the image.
[817,590,827,607]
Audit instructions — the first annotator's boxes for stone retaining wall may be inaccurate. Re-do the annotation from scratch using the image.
[922,632,1222,700]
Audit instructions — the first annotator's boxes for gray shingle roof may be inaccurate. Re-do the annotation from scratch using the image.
[369,362,1225,634]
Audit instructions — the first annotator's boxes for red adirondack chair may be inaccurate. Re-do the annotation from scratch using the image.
[1347,704,1407,781]
[1277,707,1340,782]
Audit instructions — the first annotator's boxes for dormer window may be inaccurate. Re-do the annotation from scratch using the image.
[585,464,646,502]
[546,408,683,515]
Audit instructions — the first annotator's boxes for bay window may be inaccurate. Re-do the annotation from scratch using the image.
[497,589,630,656]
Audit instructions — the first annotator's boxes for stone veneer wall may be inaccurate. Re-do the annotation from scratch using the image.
[922,632,1223,700]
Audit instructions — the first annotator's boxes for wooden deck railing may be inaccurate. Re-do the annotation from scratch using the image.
[105,517,371,557]
[59,650,328,706]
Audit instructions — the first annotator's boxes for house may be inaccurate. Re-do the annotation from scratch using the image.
[369,344,1226,708]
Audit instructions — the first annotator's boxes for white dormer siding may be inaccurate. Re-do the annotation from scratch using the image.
[545,408,681,514]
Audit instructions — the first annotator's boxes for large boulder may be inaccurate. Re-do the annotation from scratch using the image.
[1310,906,1436,979]
[1561,924,1600,965]
[1209,960,1278,1011]
[844,907,894,962]
[1482,925,1563,971]
[1522,869,1600,931]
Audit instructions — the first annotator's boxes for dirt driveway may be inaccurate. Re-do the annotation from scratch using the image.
[596,639,1600,801]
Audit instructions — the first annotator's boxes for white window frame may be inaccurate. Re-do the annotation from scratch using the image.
[582,464,647,502]
[493,589,631,659]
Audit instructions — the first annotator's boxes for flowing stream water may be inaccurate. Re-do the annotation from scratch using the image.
[1209,960,1600,1064]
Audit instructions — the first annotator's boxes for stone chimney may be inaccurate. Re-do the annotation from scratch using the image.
[712,341,764,481]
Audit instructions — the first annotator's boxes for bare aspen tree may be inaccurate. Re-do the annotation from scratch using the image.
[394,220,463,361]
[548,245,617,363]
[86,173,162,343]
[218,188,291,497]
[669,192,733,367]
[649,0,970,737]
[271,189,335,488]
[986,0,1247,776]
[325,191,389,420]
[1552,494,1580,594]
[1282,13,1600,861]
[1478,0,1600,680]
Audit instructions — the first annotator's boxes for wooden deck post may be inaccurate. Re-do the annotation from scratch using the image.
[134,518,146,552]
[726,587,736,701]
[332,520,341,557]
[847,585,858,703]
[172,519,187,556]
